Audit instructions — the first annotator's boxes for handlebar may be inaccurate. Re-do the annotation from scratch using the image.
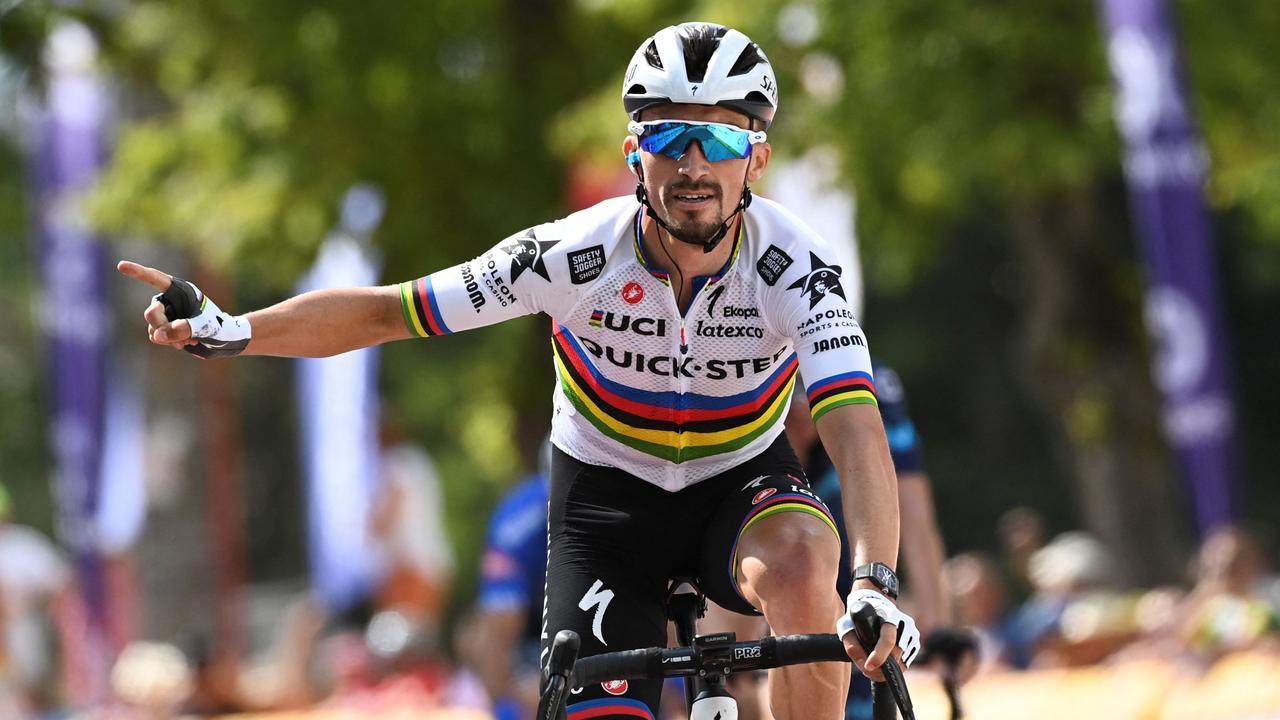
[570,632,849,686]
[539,602,916,720]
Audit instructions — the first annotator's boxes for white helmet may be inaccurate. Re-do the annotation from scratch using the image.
[622,23,778,128]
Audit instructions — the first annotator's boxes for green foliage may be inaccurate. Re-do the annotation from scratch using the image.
[3,0,1279,596]
[0,129,52,534]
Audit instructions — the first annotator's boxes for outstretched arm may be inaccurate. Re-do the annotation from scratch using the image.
[119,261,411,358]
[240,285,408,357]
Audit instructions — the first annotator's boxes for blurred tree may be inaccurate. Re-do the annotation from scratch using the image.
[0,116,52,534]
[2,0,1278,610]
[800,0,1280,582]
[0,0,689,616]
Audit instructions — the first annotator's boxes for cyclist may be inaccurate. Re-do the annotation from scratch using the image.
[120,22,920,719]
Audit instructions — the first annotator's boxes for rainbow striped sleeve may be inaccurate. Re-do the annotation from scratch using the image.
[806,371,877,422]
[399,276,453,338]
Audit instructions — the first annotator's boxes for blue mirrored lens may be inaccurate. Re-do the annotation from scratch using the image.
[637,122,753,162]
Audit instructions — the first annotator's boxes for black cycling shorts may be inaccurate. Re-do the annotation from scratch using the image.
[541,435,838,719]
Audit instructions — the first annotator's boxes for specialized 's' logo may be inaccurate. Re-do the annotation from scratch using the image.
[578,579,614,645]
[622,281,645,305]
[601,679,629,696]
[505,229,558,282]
[788,252,846,309]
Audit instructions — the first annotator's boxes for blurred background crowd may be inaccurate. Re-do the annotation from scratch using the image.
[1,0,1278,718]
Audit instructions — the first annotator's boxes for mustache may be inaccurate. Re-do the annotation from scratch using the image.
[665,180,722,198]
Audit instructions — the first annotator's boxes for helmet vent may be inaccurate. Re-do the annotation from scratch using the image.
[728,43,765,77]
[679,23,728,84]
[744,91,771,104]
[626,84,648,96]
[644,40,663,70]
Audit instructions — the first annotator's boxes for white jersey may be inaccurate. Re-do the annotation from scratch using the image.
[399,196,877,491]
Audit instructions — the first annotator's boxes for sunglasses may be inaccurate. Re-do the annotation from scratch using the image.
[628,120,768,163]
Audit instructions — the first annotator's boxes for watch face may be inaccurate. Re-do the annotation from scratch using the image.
[875,564,898,593]
[857,562,898,596]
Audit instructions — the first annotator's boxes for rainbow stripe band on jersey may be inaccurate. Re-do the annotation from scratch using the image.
[568,698,655,720]
[727,490,839,603]
[400,276,452,337]
[552,326,797,464]
[806,371,877,422]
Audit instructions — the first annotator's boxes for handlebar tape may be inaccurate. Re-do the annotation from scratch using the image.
[572,647,662,687]
[769,634,850,665]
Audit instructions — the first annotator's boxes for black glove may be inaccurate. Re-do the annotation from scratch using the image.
[156,275,251,359]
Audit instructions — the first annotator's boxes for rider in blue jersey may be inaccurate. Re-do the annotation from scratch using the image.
[472,469,550,720]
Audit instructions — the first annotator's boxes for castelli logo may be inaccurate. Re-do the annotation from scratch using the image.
[622,282,645,305]
[752,488,777,505]
[602,679,629,696]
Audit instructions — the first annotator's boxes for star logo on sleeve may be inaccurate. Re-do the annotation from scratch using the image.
[504,228,558,282]
[787,252,846,309]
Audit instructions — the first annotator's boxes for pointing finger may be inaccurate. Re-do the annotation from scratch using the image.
[118,260,174,291]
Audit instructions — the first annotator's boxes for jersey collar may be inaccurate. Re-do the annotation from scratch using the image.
[631,209,746,289]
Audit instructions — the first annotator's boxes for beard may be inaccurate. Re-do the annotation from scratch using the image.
[660,181,728,245]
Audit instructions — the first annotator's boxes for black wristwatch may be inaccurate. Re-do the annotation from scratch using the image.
[853,562,900,599]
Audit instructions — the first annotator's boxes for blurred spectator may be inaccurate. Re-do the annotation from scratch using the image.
[1177,525,1280,659]
[1006,531,1135,668]
[997,507,1046,605]
[1106,585,1194,667]
[371,434,455,631]
[943,552,1013,672]
[108,641,194,719]
[0,481,74,714]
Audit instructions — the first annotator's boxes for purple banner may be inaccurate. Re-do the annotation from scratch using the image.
[1099,0,1237,534]
[27,21,114,702]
